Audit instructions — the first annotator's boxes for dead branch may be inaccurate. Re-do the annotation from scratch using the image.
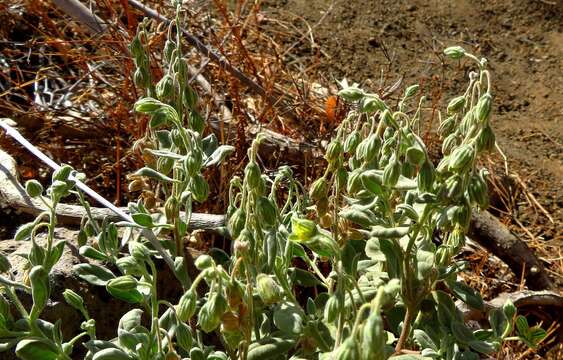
[0,148,225,230]
[51,0,106,34]
[469,210,553,290]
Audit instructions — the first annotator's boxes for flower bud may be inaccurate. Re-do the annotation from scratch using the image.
[441,133,458,155]
[438,116,456,137]
[476,124,495,153]
[406,146,425,166]
[309,177,328,201]
[256,196,277,229]
[447,96,466,115]
[503,299,516,320]
[324,294,340,323]
[361,95,386,113]
[381,109,398,128]
[256,274,283,305]
[448,144,475,171]
[198,293,228,333]
[244,161,262,189]
[63,289,85,313]
[404,84,419,98]
[25,180,43,198]
[332,337,360,360]
[129,241,151,263]
[176,289,197,322]
[156,74,174,100]
[338,86,364,101]
[135,97,162,113]
[116,256,144,276]
[445,174,463,201]
[228,208,246,239]
[361,311,385,360]
[195,255,215,270]
[164,40,176,63]
[325,140,343,163]
[343,131,361,153]
[133,68,148,88]
[417,160,435,192]
[444,46,466,59]
[107,275,138,292]
[476,93,492,123]
[190,174,209,203]
[383,155,401,187]
[175,321,193,351]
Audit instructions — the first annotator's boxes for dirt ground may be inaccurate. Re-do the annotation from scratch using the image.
[261,0,562,251]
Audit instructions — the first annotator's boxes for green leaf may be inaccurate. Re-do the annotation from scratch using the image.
[529,326,547,346]
[45,240,65,269]
[451,321,476,345]
[448,281,484,311]
[289,268,322,287]
[15,338,59,360]
[202,133,219,157]
[107,286,144,304]
[0,338,18,352]
[339,207,375,227]
[145,149,184,160]
[29,265,49,320]
[79,245,109,261]
[133,167,177,183]
[273,301,304,335]
[74,263,116,286]
[416,250,435,282]
[515,315,530,338]
[92,347,133,360]
[468,340,496,354]
[131,213,154,228]
[119,309,143,332]
[204,145,235,167]
[14,222,35,241]
[488,308,508,338]
[413,329,438,351]
[379,238,402,279]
